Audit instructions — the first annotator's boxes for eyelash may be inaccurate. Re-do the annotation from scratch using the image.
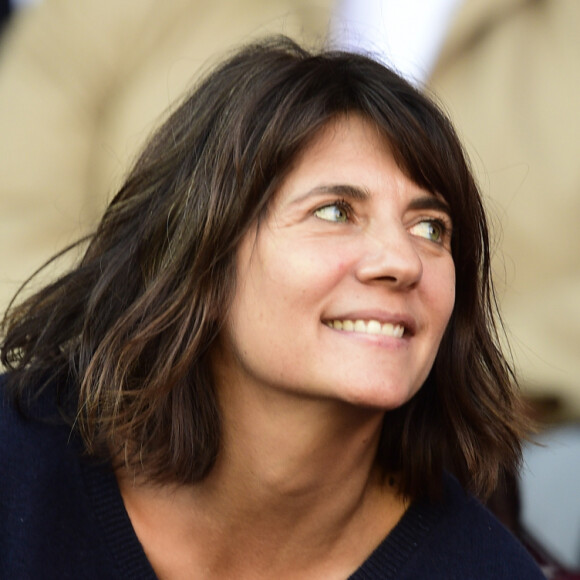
[332,199,353,218]
[314,198,353,222]
[408,217,452,247]
[422,217,450,239]
[314,200,452,243]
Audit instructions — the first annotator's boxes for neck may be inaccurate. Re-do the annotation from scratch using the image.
[118,389,407,579]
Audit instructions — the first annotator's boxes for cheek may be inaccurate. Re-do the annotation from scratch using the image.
[442,284,456,339]
[425,259,456,330]
[441,265,456,316]
[266,242,351,299]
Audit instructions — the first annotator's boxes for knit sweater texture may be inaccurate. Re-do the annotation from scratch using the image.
[0,376,545,579]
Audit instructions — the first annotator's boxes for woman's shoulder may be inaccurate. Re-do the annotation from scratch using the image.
[0,373,71,458]
[419,473,545,578]
[0,373,155,579]
[352,473,546,579]
[0,373,83,516]
[0,373,80,574]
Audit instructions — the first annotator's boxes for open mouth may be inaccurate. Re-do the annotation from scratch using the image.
[323,319,406,338]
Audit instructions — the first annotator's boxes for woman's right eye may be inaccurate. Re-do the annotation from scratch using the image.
[314,202,350,223]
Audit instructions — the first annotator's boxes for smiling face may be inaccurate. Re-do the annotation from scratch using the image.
[214,115,456,410]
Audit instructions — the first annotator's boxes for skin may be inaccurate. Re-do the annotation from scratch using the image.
[219,114,455,412]
[118,115,456,579]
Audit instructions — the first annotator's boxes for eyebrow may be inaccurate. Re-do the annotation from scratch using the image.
[293,184,451,218]
[293,184,371,204]
[407,194,452,218]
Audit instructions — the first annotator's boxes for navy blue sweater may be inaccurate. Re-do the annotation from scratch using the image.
[0,377,545,579]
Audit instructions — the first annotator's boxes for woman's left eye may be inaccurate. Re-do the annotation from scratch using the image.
[409,219,446,243]
[314,202,350,223]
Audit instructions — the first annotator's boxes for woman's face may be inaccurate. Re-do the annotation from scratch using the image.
[215,115,455,410]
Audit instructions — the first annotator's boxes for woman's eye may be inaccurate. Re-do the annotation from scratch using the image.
[314,203,350,223]
[409,220,446,243]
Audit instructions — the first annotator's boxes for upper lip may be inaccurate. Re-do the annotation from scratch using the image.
[323,310,417,335]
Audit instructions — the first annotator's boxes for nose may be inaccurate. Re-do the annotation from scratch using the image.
[355,227,423,289]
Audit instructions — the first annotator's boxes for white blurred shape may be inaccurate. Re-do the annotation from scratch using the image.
[330,0,463,86]
[520,424,580,570]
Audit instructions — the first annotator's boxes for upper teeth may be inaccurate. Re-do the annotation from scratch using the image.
[325,319,405,337]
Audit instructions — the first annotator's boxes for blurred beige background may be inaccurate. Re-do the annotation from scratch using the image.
[0,0,579,420]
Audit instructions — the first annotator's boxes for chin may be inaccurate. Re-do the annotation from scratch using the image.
[340,382,420,412]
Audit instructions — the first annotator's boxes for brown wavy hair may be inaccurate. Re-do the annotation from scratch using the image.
[1,36,529,499]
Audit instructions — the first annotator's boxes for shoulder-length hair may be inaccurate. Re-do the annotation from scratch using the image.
[1,36,528,499]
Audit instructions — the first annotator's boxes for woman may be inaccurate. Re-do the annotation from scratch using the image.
[0,37,544,578]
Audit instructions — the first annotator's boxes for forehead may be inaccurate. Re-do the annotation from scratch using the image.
[275,115,389,191]
[293,114,389,165]
[270,114,432,207]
